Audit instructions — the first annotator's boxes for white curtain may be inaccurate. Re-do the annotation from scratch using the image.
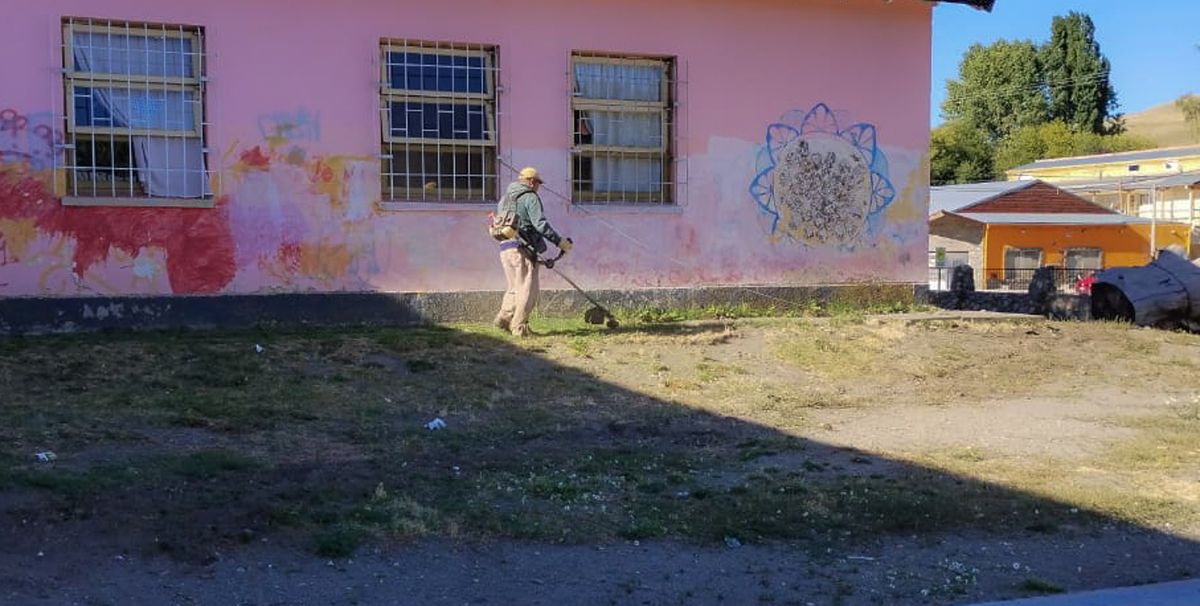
[574,62,664,194]
[586,110,660,148]
[73,31,207,198]
[574,62,662,101]
[591,157,662,194]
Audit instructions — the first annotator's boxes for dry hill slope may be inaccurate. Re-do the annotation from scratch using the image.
[1125,99,1199,147]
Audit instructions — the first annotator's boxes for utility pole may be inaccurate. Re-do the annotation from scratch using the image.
[1150,185,1157,258]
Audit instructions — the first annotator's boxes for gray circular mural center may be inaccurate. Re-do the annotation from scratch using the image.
[771,134,871,246]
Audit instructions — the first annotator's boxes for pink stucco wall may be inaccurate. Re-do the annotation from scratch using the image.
[0,0,932,297]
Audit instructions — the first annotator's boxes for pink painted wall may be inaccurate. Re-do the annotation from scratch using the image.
[0,0,933,297]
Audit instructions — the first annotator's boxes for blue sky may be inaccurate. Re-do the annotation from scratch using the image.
[931,0,1200,126]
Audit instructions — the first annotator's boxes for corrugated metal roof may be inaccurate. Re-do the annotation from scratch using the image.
[1056,177,1146,193]
[1122,171,1200,190]
[948,212,1164,225]
[1053,170,1200,193]
[1012,146,1200,172]
[929,180,1035,215]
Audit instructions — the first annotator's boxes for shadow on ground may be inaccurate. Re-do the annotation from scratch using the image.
[0,317,1195,605]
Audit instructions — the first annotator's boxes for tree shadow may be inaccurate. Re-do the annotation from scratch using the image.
[0,319,1196,604]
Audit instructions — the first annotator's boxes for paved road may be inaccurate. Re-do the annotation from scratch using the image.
[968,578,1200,606]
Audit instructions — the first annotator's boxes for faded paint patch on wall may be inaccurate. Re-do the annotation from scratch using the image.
[221,115,382,292]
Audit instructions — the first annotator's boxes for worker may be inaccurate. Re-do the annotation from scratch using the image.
[492,167,572,337]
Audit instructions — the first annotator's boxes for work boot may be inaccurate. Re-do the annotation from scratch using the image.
[492,316,510,332]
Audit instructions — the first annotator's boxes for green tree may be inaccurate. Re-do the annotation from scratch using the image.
[1178,45,1200,140]
[994,121,1156,174]
[941,40,1048,141]
[1040,12,1118,134]
[992,122,1070,173]
[930,120,996,185]
[1178,94,1200,139]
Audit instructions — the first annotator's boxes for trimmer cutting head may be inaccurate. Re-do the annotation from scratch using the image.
[584,306,620,329]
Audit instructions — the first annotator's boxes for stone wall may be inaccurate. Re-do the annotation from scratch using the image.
[929,290,1090,320]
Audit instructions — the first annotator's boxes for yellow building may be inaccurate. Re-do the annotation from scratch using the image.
[1004,146,1200,236]
[1005,145,1200,182]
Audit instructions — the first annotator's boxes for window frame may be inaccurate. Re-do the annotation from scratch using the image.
[1004,247,1043,268]
[60,18,211,207]
[1063,247,1103,271]
[378,40,499,204]
[569,52,675,205]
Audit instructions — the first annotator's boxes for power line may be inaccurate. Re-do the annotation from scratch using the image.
[940,71,1112,109]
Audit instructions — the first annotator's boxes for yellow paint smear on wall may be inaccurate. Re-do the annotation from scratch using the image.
[0,217,40,259]
[309,156,374,209]
[299,242,353,282]
[886,156,929,223]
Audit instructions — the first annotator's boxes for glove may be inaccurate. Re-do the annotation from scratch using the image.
[559,238,574,254]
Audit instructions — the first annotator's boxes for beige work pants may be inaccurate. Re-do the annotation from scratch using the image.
[496,247,539,335]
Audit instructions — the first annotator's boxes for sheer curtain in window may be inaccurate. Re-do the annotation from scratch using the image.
[73,31,207,198]
[574,62,663,193]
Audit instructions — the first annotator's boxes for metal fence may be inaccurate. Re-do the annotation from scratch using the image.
[927,265,960,291]
[929,266,1099,293]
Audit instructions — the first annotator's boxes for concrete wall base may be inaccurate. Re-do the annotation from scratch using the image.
[0,283,921,335]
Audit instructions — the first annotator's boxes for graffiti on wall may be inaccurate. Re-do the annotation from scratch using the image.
[0,109,60,172]
[257,107,321,146]
[749,104,895,248]
[0,98,392,297]
[0,162,237,294]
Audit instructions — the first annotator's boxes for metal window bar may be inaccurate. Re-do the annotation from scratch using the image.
[980,267,1098,293]
[379,39,498,203]
[569,53,675,205]
[60,17,210,203]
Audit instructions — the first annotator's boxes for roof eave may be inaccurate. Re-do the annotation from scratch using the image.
[933,0,995,11]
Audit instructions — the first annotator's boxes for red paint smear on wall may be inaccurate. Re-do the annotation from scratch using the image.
[239,146,271,171]
[0,168,236,294]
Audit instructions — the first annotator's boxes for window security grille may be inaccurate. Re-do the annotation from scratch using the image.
[379,39,498,203]
[570,53,675,205]
[61,18,210,204]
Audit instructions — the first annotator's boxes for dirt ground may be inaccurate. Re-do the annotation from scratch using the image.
[1,313,1198,605]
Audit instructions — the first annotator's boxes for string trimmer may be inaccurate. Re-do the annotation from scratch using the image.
[525,244,620,329]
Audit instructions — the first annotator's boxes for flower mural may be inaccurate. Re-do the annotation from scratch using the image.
[749,104,895,247]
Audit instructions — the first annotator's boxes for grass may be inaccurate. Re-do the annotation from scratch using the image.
[1018,578,1066,595]
[1,313,1198,560]
[165,449,259,479]
[1105,403,1200,472]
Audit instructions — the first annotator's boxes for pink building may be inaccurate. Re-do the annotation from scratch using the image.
[0,0,991,310]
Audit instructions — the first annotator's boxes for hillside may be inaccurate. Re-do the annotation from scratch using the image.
[1125,99,1199,147]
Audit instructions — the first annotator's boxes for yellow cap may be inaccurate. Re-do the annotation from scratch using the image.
[518,167,544,183]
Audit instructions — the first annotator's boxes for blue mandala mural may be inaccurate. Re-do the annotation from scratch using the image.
[748,104,895,247]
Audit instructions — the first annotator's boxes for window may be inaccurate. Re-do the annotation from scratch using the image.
[1001,247,1042,290]
[62,18,209,205]
[1064,248,1102,272]
[571,53,674,204]
[1005,247,1042,270]
[1127,164,1140,172]
[380,40,497,202]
